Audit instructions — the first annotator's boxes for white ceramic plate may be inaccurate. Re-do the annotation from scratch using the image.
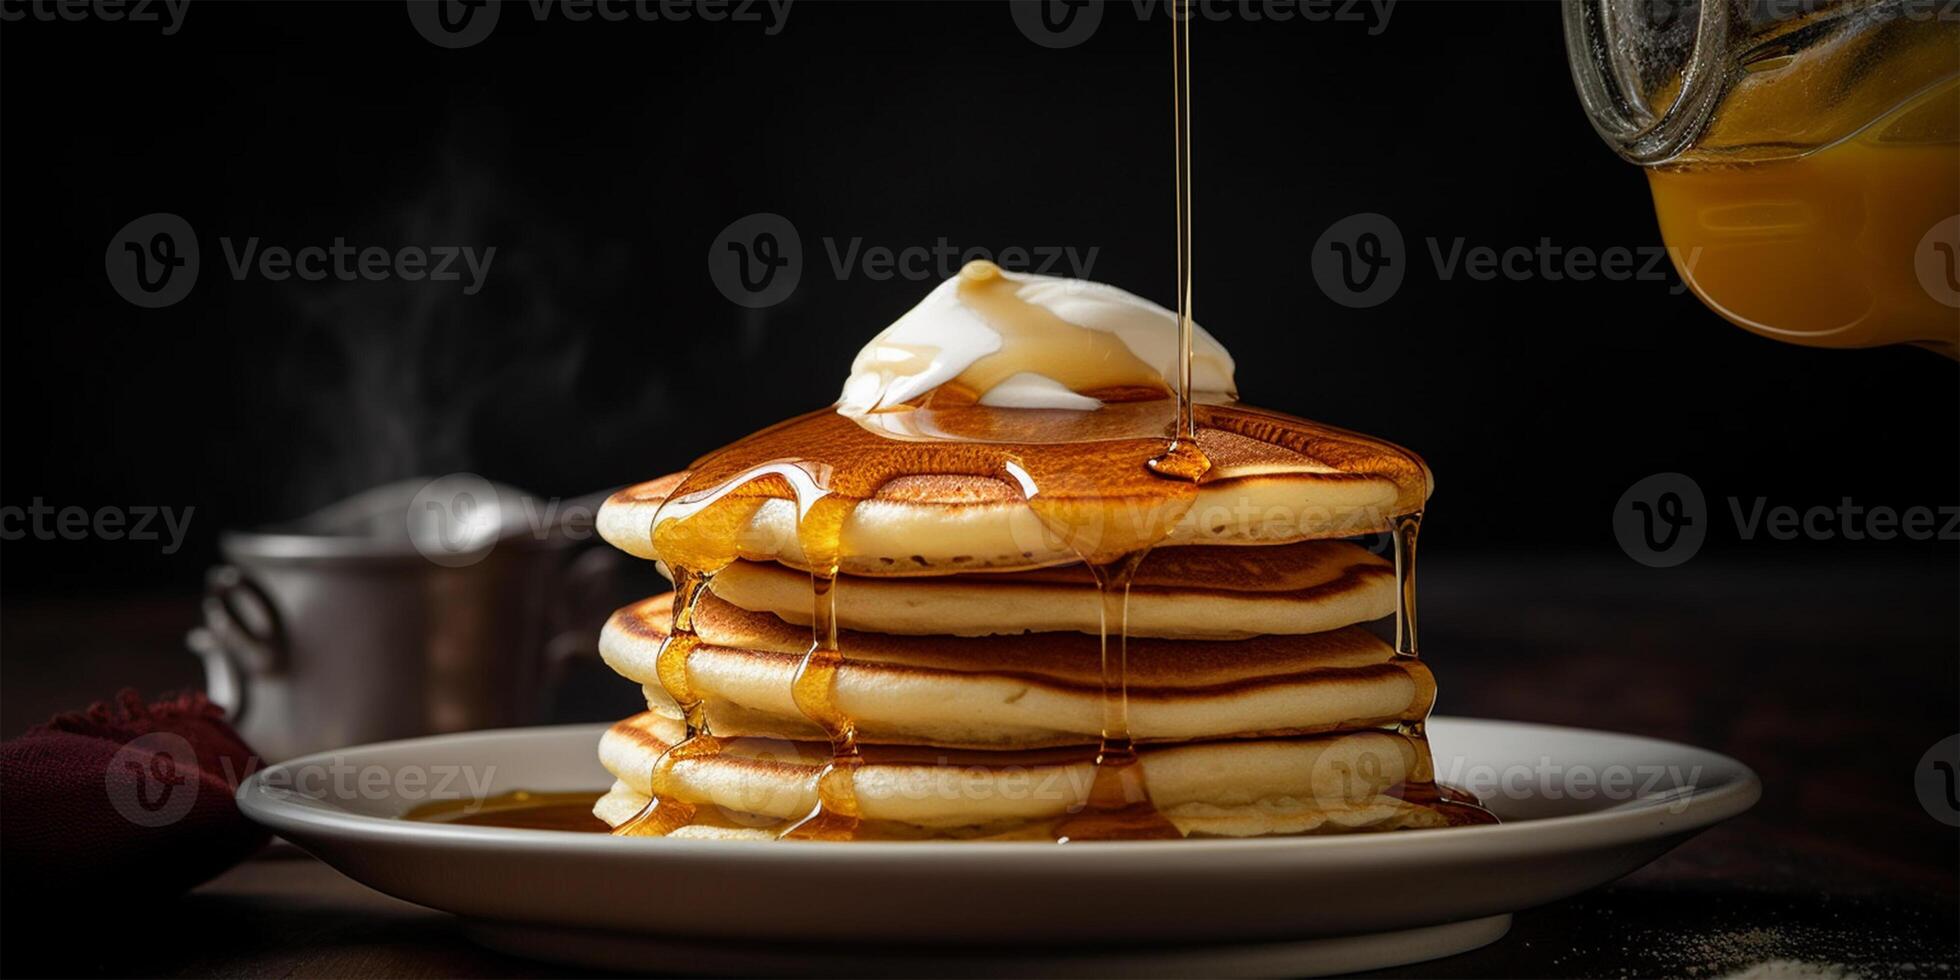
[237,718,1759,977]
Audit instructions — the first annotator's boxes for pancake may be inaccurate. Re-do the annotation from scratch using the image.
[597,712,1449,839]
[706,540,1393,640]
[593,783,776,840]
[600,592,1433,749]
[596,403,1430,576]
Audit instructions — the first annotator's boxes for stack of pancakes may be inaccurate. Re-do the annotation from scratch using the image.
[589,406,1469,840]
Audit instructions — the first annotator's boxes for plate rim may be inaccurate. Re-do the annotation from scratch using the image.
[236,715,1762,860]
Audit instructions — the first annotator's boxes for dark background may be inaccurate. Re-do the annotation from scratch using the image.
[1,3,1956,975]
[2,0,1955,590]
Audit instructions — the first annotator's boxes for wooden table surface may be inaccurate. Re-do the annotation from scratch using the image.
[3,553,1956,977]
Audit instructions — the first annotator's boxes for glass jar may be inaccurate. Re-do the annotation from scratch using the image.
[1565,0,1958,354]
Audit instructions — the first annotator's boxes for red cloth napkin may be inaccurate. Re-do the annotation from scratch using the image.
[1,689,269,902]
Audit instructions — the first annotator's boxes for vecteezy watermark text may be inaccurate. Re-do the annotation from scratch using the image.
[106,213,495,308]
[254,758,500,806]
[0,0,188,33]
[1729,497,1960,543]
[219,237,496,295]
[1426,237,1695,293]
[406,0,793,48]
[707,211,1100,308]
[108,749,510,828]
[0,499,194,554]
[1436,755,1705,814]
[1615,472,1960,567]
[822,237,1098,283]
[1012,0,1395,49]
[1308,212,1698,308]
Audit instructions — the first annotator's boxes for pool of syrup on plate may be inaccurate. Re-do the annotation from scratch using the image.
[406,791,610,833]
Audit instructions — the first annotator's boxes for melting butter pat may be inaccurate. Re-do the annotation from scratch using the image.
[837,260,1236,415]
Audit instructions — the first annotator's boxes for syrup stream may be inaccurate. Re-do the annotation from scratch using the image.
[1051,553,1182,842]
[1150,0,1208,484]
[1390,512,1420,659]
[1171,0,1195,444]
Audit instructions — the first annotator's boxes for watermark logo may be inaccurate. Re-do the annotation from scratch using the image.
[707,737,816,826]
[106,732,201,828]
[408,473,505,567]
[1614,472,1707,568]
[1916,734,1960,827]
[1312,212,1404,309]
[404,474,606,566]
[1915,214,1960,309]
[1010,0,1103,48]
[1310,744,1400,807]
[406,0,502,48]
[0,0,189,33]
[709,212,802,309]
[106,213,199,309]
[1642,0,1687,29]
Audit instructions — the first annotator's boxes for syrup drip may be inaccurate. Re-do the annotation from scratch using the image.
[1162,0,1198,450]
[1382,512,1491,823]
[618,464,798,837]
[781,497,867,840]
[1388,512,1430,745]
[1390,512,1420,660]
[1051,553,1182,842]
[616,568,716,836]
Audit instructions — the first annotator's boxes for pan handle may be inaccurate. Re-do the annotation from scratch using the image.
[189,565,286,723]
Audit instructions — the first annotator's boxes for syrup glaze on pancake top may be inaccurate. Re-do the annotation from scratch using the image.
[594,256,1493,840]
